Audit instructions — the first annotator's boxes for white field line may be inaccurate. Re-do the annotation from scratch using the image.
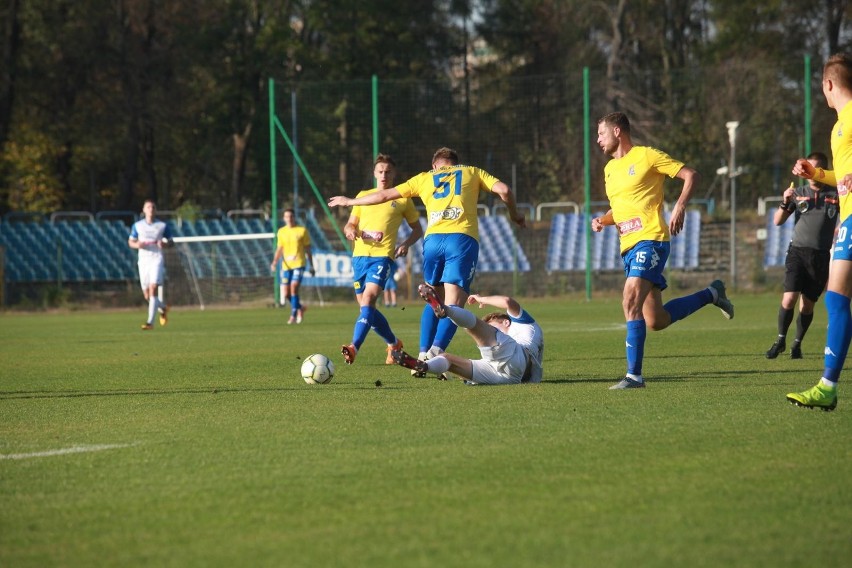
[0,443,138,461]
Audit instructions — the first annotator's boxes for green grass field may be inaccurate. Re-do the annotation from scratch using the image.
[1,292,851,567]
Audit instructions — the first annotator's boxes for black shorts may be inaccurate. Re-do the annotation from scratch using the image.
[784,245,830,301]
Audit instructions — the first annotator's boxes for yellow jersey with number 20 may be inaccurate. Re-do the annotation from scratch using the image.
[395,165,500,241]
[828,101,852,222]
[604,146,685,253]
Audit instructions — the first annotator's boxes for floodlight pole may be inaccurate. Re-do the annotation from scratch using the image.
[727,121,739,289]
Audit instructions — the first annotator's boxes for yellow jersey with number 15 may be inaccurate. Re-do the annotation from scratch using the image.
[604,146,685,253]
[395,165,500,241]
[351,188,419,257]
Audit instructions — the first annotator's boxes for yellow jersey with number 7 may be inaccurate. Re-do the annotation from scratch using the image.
[351,188,419,257]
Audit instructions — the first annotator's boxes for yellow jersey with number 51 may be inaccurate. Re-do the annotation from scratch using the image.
[604,146,684,253]
[395,165,500,241]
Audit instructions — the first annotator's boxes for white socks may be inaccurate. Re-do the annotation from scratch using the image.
[445,305,476,329]
[426,356,450,375]
[147,296,158,324]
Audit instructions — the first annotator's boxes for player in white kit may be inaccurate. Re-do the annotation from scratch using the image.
[128,199,173,330]
[393,283,544,385]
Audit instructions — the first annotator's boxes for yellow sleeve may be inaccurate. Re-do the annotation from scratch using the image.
[820,169,838,187]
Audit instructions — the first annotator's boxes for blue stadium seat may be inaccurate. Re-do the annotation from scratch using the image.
[235,219,253,234]
[477,216,530,272]
[220,218,238,234]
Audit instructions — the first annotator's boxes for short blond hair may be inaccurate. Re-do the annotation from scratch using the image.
[432,147,459,165]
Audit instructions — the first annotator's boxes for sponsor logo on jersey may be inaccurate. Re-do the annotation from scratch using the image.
[360,230,384,242]
[428,207,463,225]
[616,217,643,235]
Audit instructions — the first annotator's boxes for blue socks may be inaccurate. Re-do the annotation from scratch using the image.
[626,319,646,376]
[351,306,372,348]
[351,306,396,349]
[823,291,851,382]
[290,295,300,317]
[369,308,396,344]
[419,305,439,352]
[433,309,460,350]
[663,288,713,324]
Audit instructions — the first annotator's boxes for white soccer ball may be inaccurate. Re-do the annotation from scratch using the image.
[301,353,335,384]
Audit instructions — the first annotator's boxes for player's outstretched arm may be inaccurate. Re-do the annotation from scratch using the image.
[467,294,522,317]
[329,188,403,208]
[793,158,836,186]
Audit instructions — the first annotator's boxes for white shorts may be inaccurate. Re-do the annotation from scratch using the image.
[138,257,165,289]
[469,331,529,385]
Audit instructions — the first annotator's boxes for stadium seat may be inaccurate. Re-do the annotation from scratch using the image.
[234,219,253,234]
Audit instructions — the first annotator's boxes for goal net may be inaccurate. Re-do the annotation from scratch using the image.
[162,233,354,309]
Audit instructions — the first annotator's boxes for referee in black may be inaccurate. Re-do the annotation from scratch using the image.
[766,151,838,359]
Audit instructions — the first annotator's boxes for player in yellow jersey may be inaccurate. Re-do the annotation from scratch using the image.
[340,154,423,365]
[270,209,314,324]
[786,53,852,411]
[593,112,734,390]
[329,147,525,375]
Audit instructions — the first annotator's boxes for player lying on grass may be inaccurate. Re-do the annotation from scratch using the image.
[392,284,543,385]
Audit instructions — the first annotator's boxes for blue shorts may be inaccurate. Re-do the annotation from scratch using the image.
[280,267,306,284]
[352,256,394,294]
[422,233,479,291]
[833,215,852,261]
[622,240,670,291]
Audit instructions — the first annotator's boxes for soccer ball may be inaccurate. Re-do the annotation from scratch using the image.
[301,353,335,384]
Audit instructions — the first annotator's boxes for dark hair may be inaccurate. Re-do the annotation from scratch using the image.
[824,53,852,91]
[807,151,828,169]
[375,153,396,168]
[432,147,459,165]
[598,112,631,135]
[283,208,295,215]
